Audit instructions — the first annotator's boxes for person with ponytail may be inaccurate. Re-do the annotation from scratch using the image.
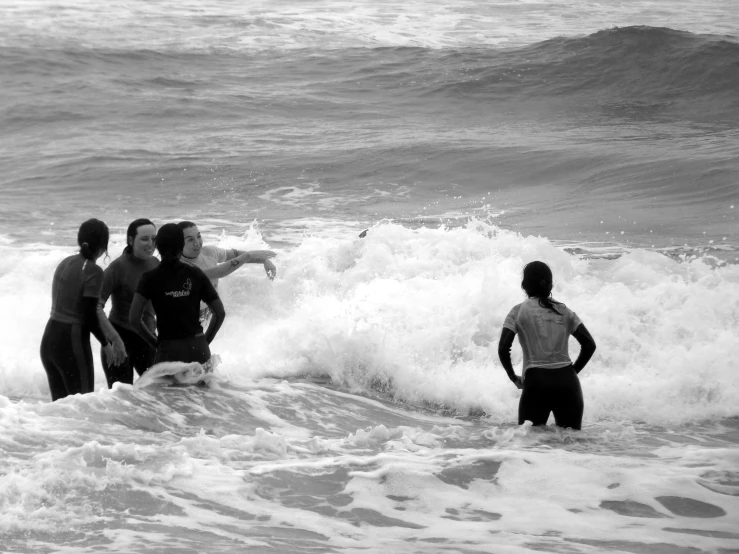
[97,218,159,387]
[40,219,114,401]
[129,223,225,366]
[498,261,596,430]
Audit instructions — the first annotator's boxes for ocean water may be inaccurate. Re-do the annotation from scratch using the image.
[1,0,739,552]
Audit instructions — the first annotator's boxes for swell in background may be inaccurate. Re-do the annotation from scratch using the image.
[0,23,737,250]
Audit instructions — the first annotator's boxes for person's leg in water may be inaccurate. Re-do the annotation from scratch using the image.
[40,320,94,400]
[102,343,133,388]
[128,331,156,376]
[518,367,553,426]
[40,321,71,401]
[102,324,157,387]
[154,334,211,365]
[551,365,584,430]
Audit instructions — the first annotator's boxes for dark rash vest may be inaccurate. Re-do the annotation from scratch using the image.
[135,260,219,341]
[99,252,158,332]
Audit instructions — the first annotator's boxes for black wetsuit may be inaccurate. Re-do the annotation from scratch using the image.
[135,260,219,365]
[518,365,584,429]
[40,254,108,401]
[98,252,159,387]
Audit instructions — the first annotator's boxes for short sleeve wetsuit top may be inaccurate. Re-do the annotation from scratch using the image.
[503,298,582,379]
[99,252,159,333]
[136,260,220,340]
[180,245,228,317]
[50,254,105,329]
[41,254,107,400]
[181,245,228,287]
[98,252,160,386]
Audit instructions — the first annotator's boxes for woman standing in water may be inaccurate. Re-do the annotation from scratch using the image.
[177,220,276,325]
[129,223,225,366]
[97,218,159,387]
[498,261,596,430]
[40,219,114,401]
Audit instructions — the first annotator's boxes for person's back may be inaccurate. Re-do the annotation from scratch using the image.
[129,223,225,366]
[498,261,596,430]
[504,298,582,377]
[50,254,104,325]
[41,219,112,401]
[137,260,216,341]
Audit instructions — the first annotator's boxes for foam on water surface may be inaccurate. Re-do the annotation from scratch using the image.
[2,221,738,423]
[1,380,738,552]
[1,221,738,551]
[1,0,736,50]
[1,0,738,550]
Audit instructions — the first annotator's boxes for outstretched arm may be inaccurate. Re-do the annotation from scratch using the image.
[229,249,277,280]
[497,328,523,389]
[201,250,277,281]
[129,293,158,350]
[571,324,596,373]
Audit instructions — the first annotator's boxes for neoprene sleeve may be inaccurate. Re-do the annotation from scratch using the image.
[497,328,518,382]
[83,296,109,346]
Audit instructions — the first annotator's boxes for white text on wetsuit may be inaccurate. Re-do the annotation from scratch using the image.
[164,278,193,298]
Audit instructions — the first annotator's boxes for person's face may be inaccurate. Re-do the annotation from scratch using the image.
[182,225,203,258]
[131,224,156,259]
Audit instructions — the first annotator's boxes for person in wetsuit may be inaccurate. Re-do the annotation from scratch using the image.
[40,219,114,401]
[129,223,225,366]
[176,220,276,324]
[97,218,159,387]
[497,261,596,430]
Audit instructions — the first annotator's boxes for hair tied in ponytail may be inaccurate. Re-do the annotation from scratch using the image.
[77,219,110,260]
[522,261,562,314]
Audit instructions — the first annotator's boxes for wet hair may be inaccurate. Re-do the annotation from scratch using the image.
[78,218,109,260]
[123,218,156,254]
[521,261,562,314]
[177,221,197,231]
[155,223,185,263]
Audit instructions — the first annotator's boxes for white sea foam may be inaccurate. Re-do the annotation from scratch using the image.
[2,383,737,550]
[3,221,737,426]
[1,0,736,51]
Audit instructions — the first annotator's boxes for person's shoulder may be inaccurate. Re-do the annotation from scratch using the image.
[506,302,524,316]
[61,253,81,266]
[185,263,209,280]
[55,254,71,269]
[141,263,161,278]
[559,303,581,320]
[203,245,228,261]
[556,301,574,314]
[145,257,160,270]
[82,259,104,280]
[104,253,126,272]
[202,245,221,255]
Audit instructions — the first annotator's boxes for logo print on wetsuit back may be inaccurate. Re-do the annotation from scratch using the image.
[532,311,565,354]
[164,278,192,298]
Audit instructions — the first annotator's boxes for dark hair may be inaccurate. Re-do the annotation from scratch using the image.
[123,218,156,254]
[156,223,184,262]
[177,221,197,231]
[521,261,562,314]
[78,218,109,260]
